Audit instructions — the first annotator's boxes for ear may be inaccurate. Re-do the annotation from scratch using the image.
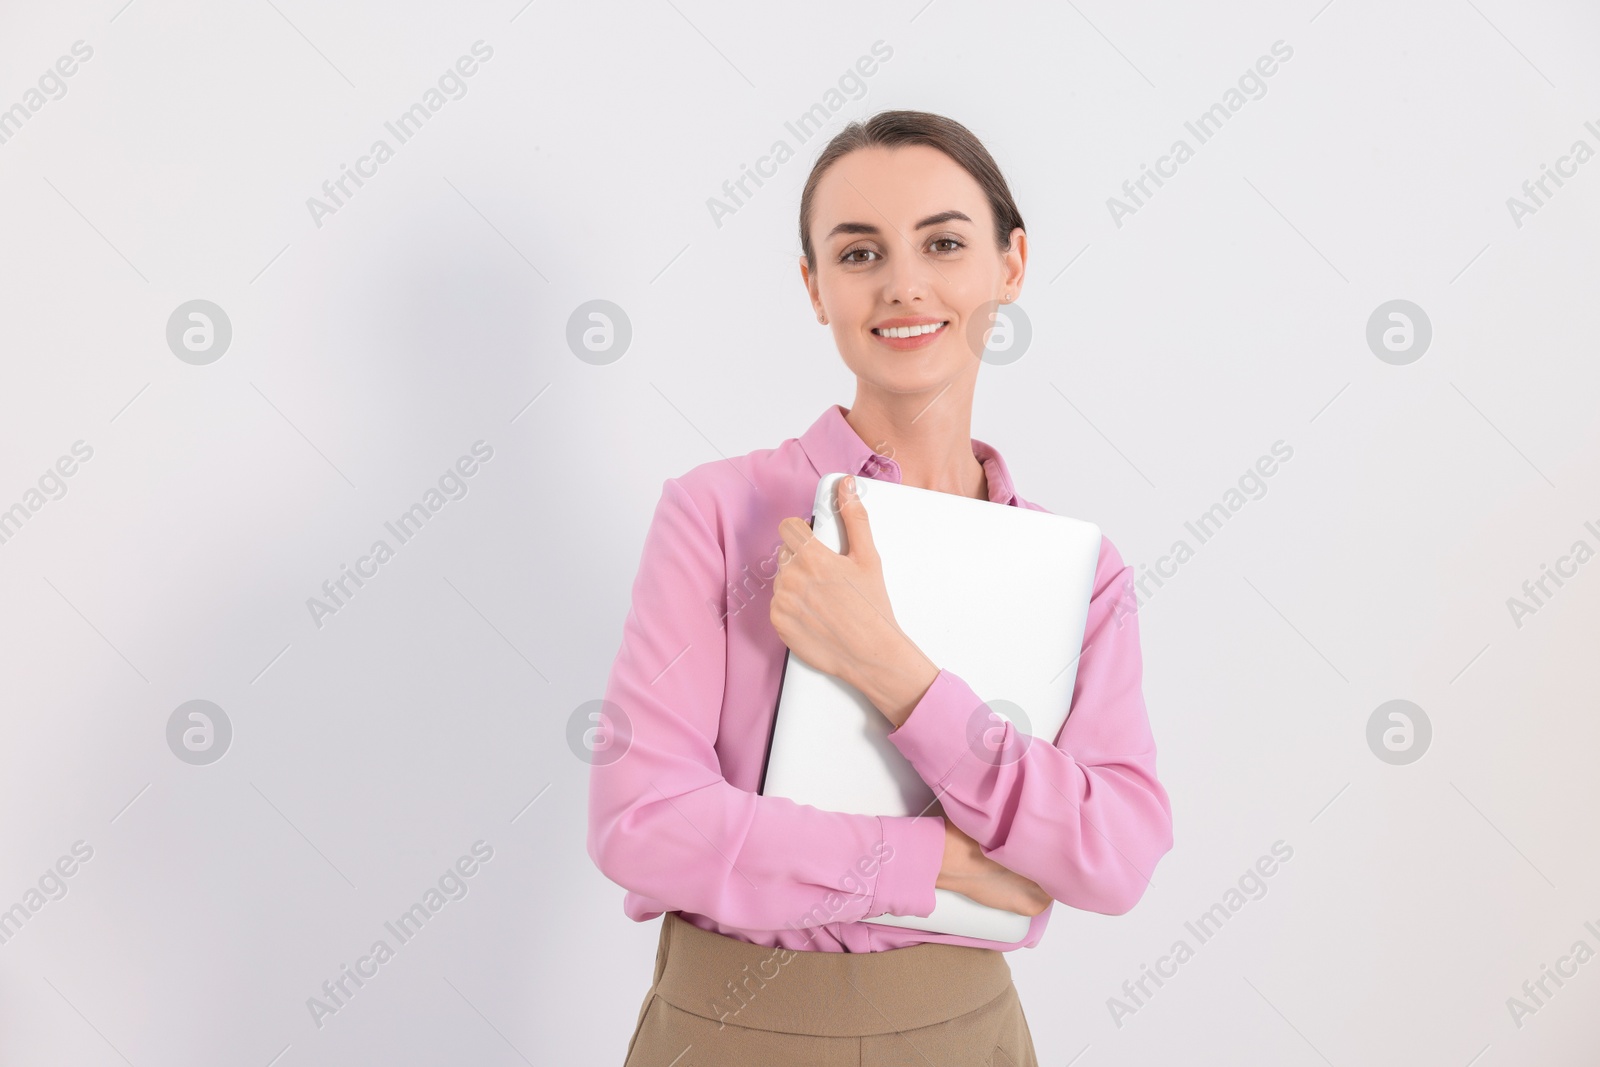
[800,255,826,323]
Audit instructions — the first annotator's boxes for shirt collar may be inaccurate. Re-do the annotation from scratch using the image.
[796,404,1020,507]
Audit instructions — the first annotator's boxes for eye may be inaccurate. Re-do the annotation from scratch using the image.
[930,236,965,253]
[839,245,880,264]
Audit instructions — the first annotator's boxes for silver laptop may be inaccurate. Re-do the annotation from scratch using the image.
[760,472,1102,944]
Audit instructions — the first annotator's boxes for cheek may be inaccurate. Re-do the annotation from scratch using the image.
[821,275,873,324]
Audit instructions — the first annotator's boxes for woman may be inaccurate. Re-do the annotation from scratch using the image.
[588,110,1174,1064]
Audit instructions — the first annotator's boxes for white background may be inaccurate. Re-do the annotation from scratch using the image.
[1,0,1597,1063]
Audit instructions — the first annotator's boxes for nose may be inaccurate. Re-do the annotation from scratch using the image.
[880,239,935,305]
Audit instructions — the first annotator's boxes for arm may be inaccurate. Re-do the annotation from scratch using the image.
[586,477,946,932]
[882,536,1173,916]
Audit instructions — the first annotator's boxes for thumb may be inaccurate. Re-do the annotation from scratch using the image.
[836,475,877,560]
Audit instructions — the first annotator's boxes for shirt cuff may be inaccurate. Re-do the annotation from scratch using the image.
[869,815,945,918]
[886,668,987,791]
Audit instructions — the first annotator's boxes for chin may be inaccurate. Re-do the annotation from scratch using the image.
[854,364,966,395]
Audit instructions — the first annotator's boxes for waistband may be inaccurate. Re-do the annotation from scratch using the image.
[650,911,1014,1037]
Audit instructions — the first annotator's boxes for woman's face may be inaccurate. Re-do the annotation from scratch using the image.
[802,144,1026,400]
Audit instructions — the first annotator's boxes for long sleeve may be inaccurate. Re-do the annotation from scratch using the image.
[587,477,946,932]
[885,535,1172,916]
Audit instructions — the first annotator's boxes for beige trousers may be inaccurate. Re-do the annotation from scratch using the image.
[621,912,1039,1066]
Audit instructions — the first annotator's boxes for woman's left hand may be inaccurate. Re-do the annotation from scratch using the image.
[770,476,915,695]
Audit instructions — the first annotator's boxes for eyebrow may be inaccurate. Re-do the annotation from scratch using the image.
[825,210,973,241]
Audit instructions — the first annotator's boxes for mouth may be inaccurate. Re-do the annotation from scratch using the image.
[871,320,950,345]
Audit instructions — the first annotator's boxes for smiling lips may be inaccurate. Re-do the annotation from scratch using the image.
[870,318,950,349]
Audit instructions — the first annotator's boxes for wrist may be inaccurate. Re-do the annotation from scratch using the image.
[935,820,978,893]
[850,628,939,728]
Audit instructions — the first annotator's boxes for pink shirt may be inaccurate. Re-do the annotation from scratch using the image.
[587,404,1173,953]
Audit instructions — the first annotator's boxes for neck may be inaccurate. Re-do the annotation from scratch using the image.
[844,387,987,501]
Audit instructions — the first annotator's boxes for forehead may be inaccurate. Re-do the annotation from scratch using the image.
[811,144,991,236]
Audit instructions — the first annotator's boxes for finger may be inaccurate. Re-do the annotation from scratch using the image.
[775,516,815,561]
[835,475,877,561]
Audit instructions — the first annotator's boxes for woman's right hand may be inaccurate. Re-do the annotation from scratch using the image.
[935,820,1052,917]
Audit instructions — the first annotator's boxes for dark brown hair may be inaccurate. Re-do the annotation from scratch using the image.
[798,110,1025,272]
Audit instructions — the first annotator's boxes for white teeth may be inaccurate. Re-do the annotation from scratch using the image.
[875,321,947,338]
